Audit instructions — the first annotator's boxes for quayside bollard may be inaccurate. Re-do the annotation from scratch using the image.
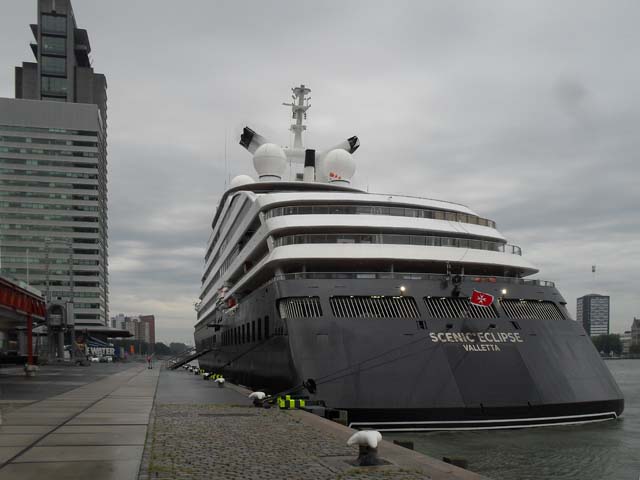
[248,391,267,407]
[347,430,384,466]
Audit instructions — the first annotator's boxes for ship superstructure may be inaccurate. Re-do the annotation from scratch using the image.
[194,85,623,430]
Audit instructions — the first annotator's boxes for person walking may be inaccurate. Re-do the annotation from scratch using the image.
[147,355,152,369]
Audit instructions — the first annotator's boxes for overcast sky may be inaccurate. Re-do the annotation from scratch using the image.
[2,1,638,343]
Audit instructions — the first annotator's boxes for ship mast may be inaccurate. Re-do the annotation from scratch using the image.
[282,84,311,148]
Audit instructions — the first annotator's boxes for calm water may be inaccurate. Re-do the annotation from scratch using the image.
[386,360,640,479]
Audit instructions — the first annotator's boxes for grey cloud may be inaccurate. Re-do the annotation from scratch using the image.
[2,0,639,341]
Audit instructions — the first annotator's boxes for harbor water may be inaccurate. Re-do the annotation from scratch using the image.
[386,360,640,479]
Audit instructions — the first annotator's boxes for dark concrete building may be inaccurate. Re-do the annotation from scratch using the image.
[0,0,109,329]
[15,0,107,121]
[576,294,610,337]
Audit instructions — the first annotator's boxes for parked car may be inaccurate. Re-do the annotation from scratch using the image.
[89,356,100,363]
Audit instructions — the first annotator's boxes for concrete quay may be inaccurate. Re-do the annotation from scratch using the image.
[140,366,487,480]
[0,362,158,479]
[0,362,488,479]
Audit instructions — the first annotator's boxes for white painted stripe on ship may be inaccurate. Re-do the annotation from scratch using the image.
[371,417,616,432]
[349,411,618,428]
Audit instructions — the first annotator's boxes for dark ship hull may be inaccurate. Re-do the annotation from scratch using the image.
[194,277,624,430]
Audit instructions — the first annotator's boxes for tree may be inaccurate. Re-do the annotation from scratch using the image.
[591,334,622,356]
[169,342,189,355]
[154,342,172,356]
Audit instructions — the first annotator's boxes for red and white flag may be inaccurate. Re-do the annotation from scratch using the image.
[470,290,494,307]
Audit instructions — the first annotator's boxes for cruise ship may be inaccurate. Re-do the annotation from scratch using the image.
[194,85,624,430]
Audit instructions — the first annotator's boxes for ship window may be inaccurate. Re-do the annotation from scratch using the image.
[257,318,262,341]
[242,324,246,344]
[252,321,256,342]
[330,296,420,319]
[278,297,323,319]
[423,297,499,319]
[500,300,565,320]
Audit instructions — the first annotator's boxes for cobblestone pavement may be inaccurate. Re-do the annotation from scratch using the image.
[140,403,431,480]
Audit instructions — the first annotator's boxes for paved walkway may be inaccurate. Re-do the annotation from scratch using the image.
[0,364,488,479]
[0,365,159,479]
[138,367,487,480]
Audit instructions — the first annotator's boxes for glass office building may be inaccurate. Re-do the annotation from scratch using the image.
[0,0,108,328]
[577,294,610,337]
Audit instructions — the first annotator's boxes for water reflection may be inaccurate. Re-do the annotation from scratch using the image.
[386,360,639,480]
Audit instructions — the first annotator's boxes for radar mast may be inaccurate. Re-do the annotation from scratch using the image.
[282,84,311,148]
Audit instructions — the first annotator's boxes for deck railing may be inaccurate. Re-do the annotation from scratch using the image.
[265,204,496,228]
[274,233,522,255]
[273,272,555,287]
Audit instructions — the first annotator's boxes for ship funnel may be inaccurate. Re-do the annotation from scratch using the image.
[253,143,286,181]
[303,149,316,182]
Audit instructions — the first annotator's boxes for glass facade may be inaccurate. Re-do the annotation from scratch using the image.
[0,123,108,326]
[41,14,67,34]
[41,76,68,96]
[41,36,66,55]
[41,56,66,75]
[4,3,109,327]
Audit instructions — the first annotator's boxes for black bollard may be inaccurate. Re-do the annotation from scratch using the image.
[357,445,384,466]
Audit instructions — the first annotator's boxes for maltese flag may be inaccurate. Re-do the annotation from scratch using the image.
[470,290,494,307]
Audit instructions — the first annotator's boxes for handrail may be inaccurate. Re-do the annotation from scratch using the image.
[265,204,496,228]
[273,272,555,287]
[274,233,522,255]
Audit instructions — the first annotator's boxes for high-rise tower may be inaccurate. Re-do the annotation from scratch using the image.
[0,0,108,329]
[576,294,610,337]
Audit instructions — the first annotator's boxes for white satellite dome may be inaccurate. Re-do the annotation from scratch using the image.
[229,174,255,188]
[253,143,287,181]
[322,149,356,184]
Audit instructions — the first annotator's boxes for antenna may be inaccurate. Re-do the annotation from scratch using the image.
[282,84,311,148]
[224,126,228,190]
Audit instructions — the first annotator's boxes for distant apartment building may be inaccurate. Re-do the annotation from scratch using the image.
[110,314,155,345]
[620,331,632,355]
[0,0,108,329]
[576,294,610,336]
[632,318,640,346]
[110,313,125,330]
[138,315,156,346]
